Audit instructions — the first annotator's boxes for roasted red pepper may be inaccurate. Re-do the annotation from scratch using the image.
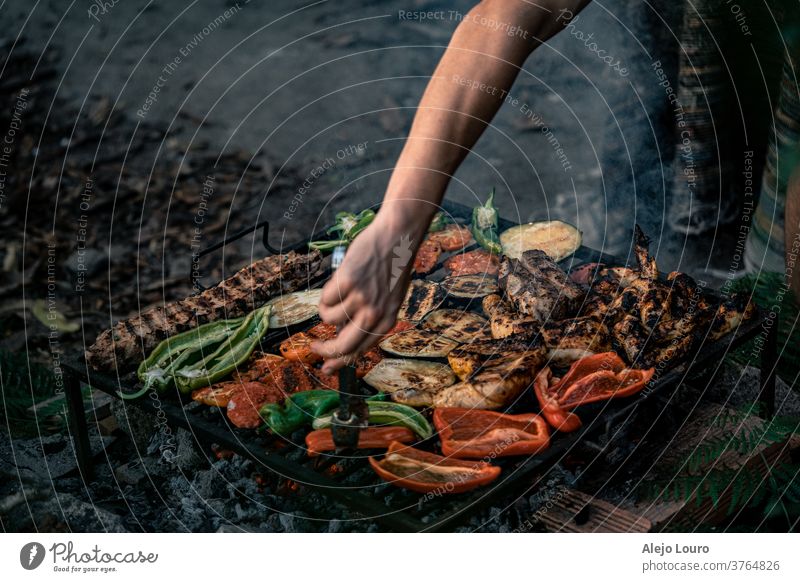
[305,426,415,456]
[369,441,501,494]
[534,352,655,432]
[433,408,550,459]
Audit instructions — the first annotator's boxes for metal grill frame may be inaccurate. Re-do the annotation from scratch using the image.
[63,200,777,532]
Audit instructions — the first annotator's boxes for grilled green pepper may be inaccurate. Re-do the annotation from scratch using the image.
[312,400,432,439]
[174,304,272,393]
[259,391,388,436]
[471,188,502,254]
[308,209,376,252]
[427,211,451,233]
[125,317,245,400]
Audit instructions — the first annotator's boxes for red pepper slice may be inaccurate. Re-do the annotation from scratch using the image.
[305,427,415,456]
[534,368,583,433]
[533,353,655,432]
[433,408,550,459]
[369,441,501,494]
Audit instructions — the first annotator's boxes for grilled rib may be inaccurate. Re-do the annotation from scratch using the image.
[85,250,323,372]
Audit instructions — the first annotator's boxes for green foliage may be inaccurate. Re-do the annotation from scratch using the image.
[726,272,800,385]
[639,403,800,530]
[0,349,90,437]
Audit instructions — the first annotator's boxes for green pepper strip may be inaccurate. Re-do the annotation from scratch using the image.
[471,188,502,255]
[427,211,451,233]
[122,318,245,400]
[259,391,388,436]
[312,399,432,439]
[174,304,272,394]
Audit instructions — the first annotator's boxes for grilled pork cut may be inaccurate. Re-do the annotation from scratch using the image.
[86,250,323,372]
[499,250,584,322]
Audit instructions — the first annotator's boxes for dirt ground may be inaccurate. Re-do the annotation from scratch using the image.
[3,0,725,263]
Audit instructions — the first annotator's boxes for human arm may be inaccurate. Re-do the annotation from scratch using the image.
[313,0,591,373]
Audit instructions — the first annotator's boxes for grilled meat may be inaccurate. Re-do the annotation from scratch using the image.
[499,250,584,322]
[481,294,538,339]
[709,294,756,341]
[447,335,545,380]
[434,349,546,409]
[542,316,611,365]
[86,250,322,372]
[612,314,650,365]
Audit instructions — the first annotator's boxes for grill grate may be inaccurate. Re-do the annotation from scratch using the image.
[63,200,775,531]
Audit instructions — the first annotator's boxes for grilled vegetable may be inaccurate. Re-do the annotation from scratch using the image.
[397,280,446,322]
[379,328,459,358]
[305,426,416,456]
[499,220,582,261]
[266,289,322,328]
[369,441,501,494]
[308,209,376,251]
[471,189,502,254]
[433,408,550,458]
[259,391,388,436]
[129,317,245,399]
[259,390,340,435]
[312,400,433,439]
[421,309,491,342]
[533,353,655,432]
[227,381,284,429]
[444,249,500,277]
[173,305,273,393]
[363,359,456,407]
[413,238,442,275]
[440,274,498,299]
[428,223,473,251]
[427,211,450,232]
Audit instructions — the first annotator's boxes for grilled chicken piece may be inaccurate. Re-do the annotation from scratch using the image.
[447,336,545,381]
[499,250,584,322]
[634,225,658,280]
[481,294,538,339]
[434,350,546,409]
[86,250,322,372]
[612,314,650,365]
[709,294,756,341]
[398,280,446,322]
[542,316,612,365]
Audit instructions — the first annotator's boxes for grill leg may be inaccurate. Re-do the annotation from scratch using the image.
[64,369,94,481]
[758,318,778,419]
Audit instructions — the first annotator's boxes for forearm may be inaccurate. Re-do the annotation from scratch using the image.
[379,0,590,239]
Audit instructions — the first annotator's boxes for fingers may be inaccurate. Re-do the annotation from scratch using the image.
[319,269,355,308]
[318,292,361,328]
[312,311,394,374]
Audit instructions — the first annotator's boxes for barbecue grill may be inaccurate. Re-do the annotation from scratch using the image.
[62,200,777,532]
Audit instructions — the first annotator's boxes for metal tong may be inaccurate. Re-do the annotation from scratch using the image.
[329,245,368,449]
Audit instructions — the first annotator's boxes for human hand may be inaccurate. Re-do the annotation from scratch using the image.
[311,212,418,374]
